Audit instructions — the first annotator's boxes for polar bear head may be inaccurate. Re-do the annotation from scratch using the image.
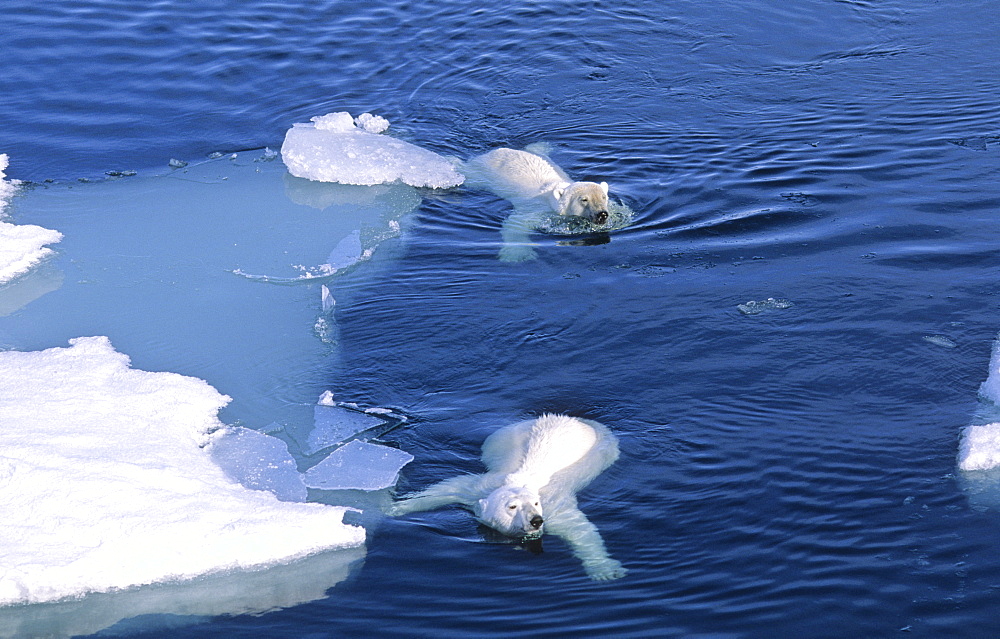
[551,181,610,224]
[475,485,545,538]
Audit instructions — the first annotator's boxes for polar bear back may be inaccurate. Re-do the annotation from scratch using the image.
[461,148,570,203]
[480,415,618,493]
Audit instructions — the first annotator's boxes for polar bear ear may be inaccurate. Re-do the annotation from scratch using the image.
[600,181,609,195]
[552,187,564,201]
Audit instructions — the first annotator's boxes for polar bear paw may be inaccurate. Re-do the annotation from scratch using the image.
[584,557,627,582]
[499,245,537,263]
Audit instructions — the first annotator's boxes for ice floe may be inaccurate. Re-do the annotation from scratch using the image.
[0,154,63,285]
[280,111,465,188]
[307,403,390,455]
[304,440,414,491]
[210,427,308,502]
[0,337,364,607]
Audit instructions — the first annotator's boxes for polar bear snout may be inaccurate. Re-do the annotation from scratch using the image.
[593,209,609,225]
[530,514,544,530]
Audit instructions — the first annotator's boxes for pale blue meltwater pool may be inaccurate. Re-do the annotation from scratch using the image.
[2,1,1000,637]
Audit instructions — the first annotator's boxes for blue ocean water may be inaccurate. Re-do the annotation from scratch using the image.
[3,0,1000,637]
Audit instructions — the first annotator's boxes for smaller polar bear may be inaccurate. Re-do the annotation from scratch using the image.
[389,414,626,581]
[460,146,610,262]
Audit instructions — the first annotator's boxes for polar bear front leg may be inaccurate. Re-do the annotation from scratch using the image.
[387,475,481,516]
[548,507,627,581]
[499,210,539,262]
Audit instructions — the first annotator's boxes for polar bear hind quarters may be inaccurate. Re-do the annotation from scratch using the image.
[389,414,626,581]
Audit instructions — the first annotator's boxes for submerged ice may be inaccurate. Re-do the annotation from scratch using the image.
[280,112,465,188]
[0,337,364,607]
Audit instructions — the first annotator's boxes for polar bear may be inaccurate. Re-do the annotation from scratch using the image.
[389,414,627,581]
[460,146,611,262]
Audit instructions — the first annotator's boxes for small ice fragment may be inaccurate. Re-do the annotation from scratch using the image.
[311,112,358,132]
[318,390,336,406]
[168,159,188,169]
[208,151,224,159]
[923,335,957,349]
[256,147,279,162]
[303,440,413,491]
[210,427,307,502]
[738,297,794,315]
[354,113,390,134]
[978,336,1000,405]
[327,229,363,270]
[321,285,335,313]
[307,404,387,455]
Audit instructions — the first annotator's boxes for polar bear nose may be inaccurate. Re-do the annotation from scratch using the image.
[593,210,608,225]
[530,515,544,529]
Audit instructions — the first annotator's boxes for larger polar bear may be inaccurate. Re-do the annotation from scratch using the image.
[389,414,626,581]
[460,146,611,262]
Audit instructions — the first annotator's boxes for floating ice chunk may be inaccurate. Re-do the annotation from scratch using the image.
[311,112,356,132]
[0,154,63,285]
[0,337,363,607]
[327,229,364,270]
[255,147,279,162]
[354,112,390,134]
[303,440,414,491]
[738,297,794,315]
[0,220,63,285]
[0,154,18,205]
[280,111,465,188]
[923,335,957,349]
[307,404,387,455]
[321,284,336,313]
[979,336,1000,406]
[318,390,336,406]
[958,422,1000,471]
[210,427,307,502]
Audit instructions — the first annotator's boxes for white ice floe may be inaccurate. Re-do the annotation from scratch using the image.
[0,154,63,285]
[280,111,464,188]
[0,337,364,607]
[304,440,414,491]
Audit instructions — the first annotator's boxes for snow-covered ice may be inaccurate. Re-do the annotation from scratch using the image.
[0,154,63,285]
[0,336,364,607]
[280,112,465,188]
[304,440,414,491]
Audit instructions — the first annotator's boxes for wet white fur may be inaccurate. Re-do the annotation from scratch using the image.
[460,146,610,262]
[389,414,626,581]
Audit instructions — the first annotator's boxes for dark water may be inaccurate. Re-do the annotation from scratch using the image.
[3,0,1000,637]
